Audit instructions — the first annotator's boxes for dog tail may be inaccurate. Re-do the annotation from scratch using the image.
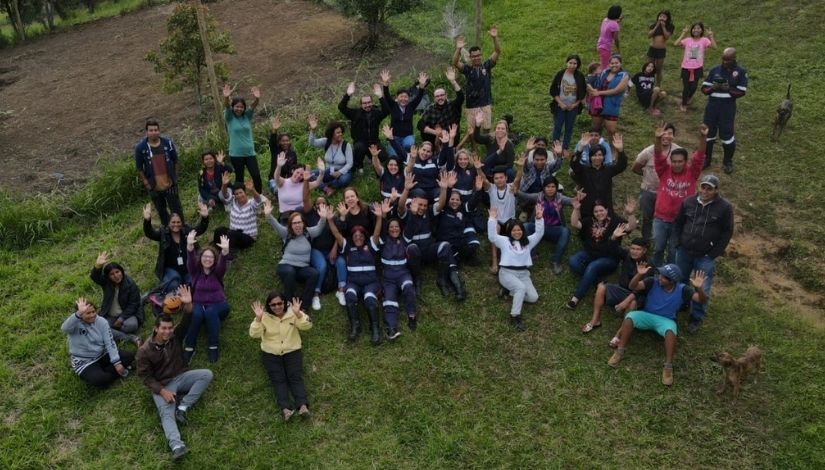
[786,83,792,99]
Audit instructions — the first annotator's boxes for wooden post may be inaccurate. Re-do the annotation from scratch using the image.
[191,0,222,120]
[474,0,482,47]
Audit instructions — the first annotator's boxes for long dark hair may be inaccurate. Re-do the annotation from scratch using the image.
[606,5,622,20]
[650,10,674,34]
[689,22,706,38]
[565,53,582,70]
[504,219,529,247]
[324,121,345,150]
[230,97,247,113]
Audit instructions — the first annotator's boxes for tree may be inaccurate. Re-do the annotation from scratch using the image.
[145,3,234,113]
[343,0,419,51]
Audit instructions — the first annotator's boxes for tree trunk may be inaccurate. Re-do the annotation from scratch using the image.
[43,1,56,31]
[474,0,482,47]
[10,0,26,41]
[191,0,222,121]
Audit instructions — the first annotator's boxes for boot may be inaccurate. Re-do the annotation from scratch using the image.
[436,264,452,297]
[346,304,360,341]
[414,276,423,299]
[367,305,381,345]
[449,270,466,302]
[703,141,714,169]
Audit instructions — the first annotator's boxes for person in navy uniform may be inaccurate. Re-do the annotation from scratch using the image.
[701,47,747,174]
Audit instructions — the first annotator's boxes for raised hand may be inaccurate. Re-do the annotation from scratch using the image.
[612,223,629,239]
[488,206,498,220]
[409,144,417,159]
[534,202,544,220]
[336,201,347,216]
[95,251,110,268]
[76,297,92,315]
[143,203,152,221]
[390,187,399,202]
[706,27,714,38]
[382,124,393,140]
[291,297,302,315]
[446,170,457,188]
[381,198,391,214]
[612,132,624,152]
[221,171,232,187]
[371,201,383,218]
[690,270,706,289]
[418,71,428,87]
[446,66,456,82]
[525,137,536,152]
[186,230,197,246]
[449,123,458,141]
[455,35,465,50]
[471,155,484,169]
[346,81,356,96]
[252,301,265,321]
[369,144,381,158]
[518,154,527,167]
[317,203,330,220]
[217,235,230,254]
[308,114,318,130]
[380,69,391,85]
[553,140,563,155]
[571,196,582,210]
[217,150,225,164]
[404,173,417,190]
[489,25,498,38]
[198,201,209,218]
[636,260,653,276]
[251,86,261,99]
[178,284,192,305]
[440,129,450,144]
[437,170,450,189]
[373,83,383,97]
[474,174,484,191]
[699,123,709,137]
[654,121,666,140]
[263,198,273,216]
[270,116,281,132]
[222,83,231,98]
[681,25,690,35]
[624,197,638,215]
[244,179,255,192]
[316,157,326,172]
[277,152,287,168]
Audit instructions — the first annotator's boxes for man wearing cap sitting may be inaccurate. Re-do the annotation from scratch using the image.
[608,263,707,386]
[136,285,214,461]
[673,174,734,332]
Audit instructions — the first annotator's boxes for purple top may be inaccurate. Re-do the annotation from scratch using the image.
[187,248,227,304]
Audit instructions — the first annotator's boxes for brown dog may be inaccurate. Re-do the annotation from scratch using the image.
[712,346,762,399]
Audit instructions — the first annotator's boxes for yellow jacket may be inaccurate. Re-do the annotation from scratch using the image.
[249,310,312,356]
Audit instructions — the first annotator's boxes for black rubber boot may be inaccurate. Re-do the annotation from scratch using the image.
[703,140,714,169]
[367,305,381,345]
[436,263,452,297]
[449,269,466,302]
[346,304,360,341]
[414,276,423,299]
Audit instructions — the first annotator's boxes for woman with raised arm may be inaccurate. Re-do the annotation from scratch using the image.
[380,70,428,157]
[566,194,637,309]
[488,203,545,331]
[472,110,515,181]
[271,152,321,223]
[308,115,353,197]
[326,202,384,345]
[183,232,230,364]
[90,251,142,346]
[673,22,716,112]
[646,10,675,86]
[570,132,627,216]
[198,150,233,208]
[250,293,312,421]
[267,116,299,194]
[143,202,209,296]
[62,297,134,387]
[223,84,262,193]
[266,199,328,311]
[304,194,344,312]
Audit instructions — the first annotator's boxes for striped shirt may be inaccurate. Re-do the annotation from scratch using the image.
[221,190,267,238]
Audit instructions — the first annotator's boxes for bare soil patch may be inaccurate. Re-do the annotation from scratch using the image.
[0,0,434,194]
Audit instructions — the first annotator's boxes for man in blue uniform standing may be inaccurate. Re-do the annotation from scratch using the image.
[701,47,747,175]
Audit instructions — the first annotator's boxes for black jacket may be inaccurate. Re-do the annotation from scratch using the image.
[674,195,734,259]
[549,68,587,114]
[338,94,389,144]
[90,266,143,324]
[143,217,209,281]
[570,151,627,215]
[381,85,425,138]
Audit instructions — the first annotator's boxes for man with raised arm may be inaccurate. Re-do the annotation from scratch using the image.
[452,26,501,133]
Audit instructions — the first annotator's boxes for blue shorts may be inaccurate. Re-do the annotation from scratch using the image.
[626,310,678,337]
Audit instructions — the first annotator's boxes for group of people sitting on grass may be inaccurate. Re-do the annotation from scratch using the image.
[62,8,739,460]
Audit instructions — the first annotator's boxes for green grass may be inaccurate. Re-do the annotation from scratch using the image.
[2,0,825,468]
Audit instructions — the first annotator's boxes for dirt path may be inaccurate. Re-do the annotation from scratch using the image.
[0,0,433,194]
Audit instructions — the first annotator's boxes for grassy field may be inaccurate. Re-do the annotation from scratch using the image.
[2,0,825,468]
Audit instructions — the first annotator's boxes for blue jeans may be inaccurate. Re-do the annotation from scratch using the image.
[638,190,657,242]
[568,250,619,299]
[676,247,715,322]
[652,218,679,266]
[160,267,190,295]
[310,249,347,292]
[552,107,580,150]
[484,154,515,182]
[185,302,230,349]
[525,223,570,263]
[277,264,319,308]
[387,134,416,157]
[313,168,353,190]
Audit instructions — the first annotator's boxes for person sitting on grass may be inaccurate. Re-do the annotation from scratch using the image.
[524,176,574,275]
[214,174,267,254]
[570,132,627,217]
[62,297,134,388]
[250,293,312,422]
[308,116,353,197]
[143,202,209,297]
[184,232,230,365]
[271,152,321,224]
[582,237,651,334]
[488,203,545,331]
[136,285,213,461]
[608,263,707,387]
[417,67,463,145]
[473,110,516,181]
[90,251,142,346]
[475,159,523,274]
[372,131,406,203]
[632,60,667,116]
[566,195,637,309]
[517,140,564,215]
[197,150,232,209]
[380,70,429,157]
[267,116,298,196]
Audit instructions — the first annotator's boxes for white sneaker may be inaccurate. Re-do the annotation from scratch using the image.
[335,291,346,306]
[311,295,321,311]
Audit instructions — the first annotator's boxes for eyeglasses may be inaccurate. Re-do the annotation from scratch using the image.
[269,301,284,307]
[434,93,446,98]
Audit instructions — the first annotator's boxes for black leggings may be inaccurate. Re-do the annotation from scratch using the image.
[213,227,256,251]
[78,350,134,388]
[230,156,263,194]
[262,350,308,410]
[680,67,703,105]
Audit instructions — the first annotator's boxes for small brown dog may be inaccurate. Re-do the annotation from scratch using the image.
[712,346,763,399]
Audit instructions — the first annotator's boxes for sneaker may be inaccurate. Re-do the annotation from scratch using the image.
[311,295,321,311]
[407,316,417,332]
[723,164,734,174]
[175,408,188,426]
[662,366,674,386]
[171,445,189,461]
[566,298,579,310]
[387,328,401,340]
[335,291,346,306]
[608,350,624,367]
[357,168,364,176]
[510,315,525,332]
[207,348,218,364]
[551,262,563,275]
[183,349,195,365]
[687,319,702,333]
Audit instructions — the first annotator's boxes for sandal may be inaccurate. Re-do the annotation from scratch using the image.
[608,336,620,349]
[282,408,295,422]
[582,322,601,334]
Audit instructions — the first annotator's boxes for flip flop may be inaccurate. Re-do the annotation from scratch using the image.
[582,322,601,334]
[608,336,620,349]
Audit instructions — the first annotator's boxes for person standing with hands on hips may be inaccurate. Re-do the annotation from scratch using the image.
[224,84,263,193]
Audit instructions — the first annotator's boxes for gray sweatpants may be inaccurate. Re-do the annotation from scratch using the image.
[151,369,214,450]
[498,268,539,317]
[105,315,140,343]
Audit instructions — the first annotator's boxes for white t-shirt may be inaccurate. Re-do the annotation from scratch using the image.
[488,183,516,223]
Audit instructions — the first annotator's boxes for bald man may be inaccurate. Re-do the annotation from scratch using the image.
[701,47,748,174]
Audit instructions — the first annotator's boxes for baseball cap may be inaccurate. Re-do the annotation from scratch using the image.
[659,264,683,281]
[699,175,720,189]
